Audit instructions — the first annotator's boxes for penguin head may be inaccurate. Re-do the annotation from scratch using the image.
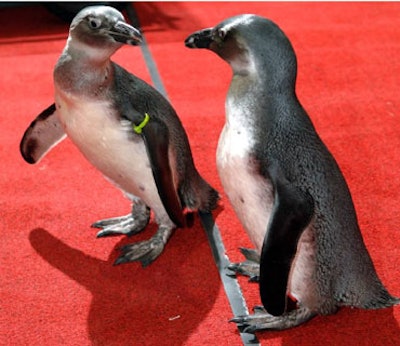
[67,6,142,60]
[185,14,297,83]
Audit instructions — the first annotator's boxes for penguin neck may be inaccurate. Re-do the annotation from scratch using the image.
[229,65,297,100]
[226,62,299,126]
[54,38,115,97]
[64,36,117,66]
[228,40,298,97]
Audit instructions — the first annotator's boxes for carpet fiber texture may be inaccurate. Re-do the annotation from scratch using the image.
[1,2,399,345]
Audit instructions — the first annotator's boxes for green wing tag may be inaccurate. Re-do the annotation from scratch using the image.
[133,113,150,134]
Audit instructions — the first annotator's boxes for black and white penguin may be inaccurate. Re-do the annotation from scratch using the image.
[20,6,219,267]
[185,14,399,331]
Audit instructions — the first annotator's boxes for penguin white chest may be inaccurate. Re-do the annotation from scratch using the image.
[55,92,159,204]
[217,107,274,252]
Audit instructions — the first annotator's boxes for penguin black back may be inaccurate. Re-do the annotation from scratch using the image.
[185,14,399,331]
[111,63,219,213]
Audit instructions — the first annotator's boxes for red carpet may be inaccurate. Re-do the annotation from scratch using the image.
[1,2,400,345]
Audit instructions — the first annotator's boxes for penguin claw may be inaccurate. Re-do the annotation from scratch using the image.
[229,313,268,332]
[229,315,248,324]
[253,305,266,314]
[115,237,165,267]
[96,223,141,238]
[226,247,261,280]
[242,325,258,334]
[226,261,260,281]
[92,213,132,228]
[227,262,239,271]
[239,247,261,263]
[248,275,260,283]
[96,228,136,238]
[230,306,316,331]
[93,202,151,237]
[225,263,259,281]
[93,211,150,238]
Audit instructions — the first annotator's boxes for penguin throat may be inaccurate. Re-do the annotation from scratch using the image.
[65,37,117,66]
[222,41,256,76]
[229,55,255,76]
[54,51,113,97]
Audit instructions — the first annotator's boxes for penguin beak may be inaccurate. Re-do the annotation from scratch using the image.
[185,28,213,49]
[109,21,142,46]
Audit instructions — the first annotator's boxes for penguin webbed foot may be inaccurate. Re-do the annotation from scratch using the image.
[114,225,173,267]
[93,202,150,238]
[115,238,164,267]
[230,306,316,332]
[226,247,260,282]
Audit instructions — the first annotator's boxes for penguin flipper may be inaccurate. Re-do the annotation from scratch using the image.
[259,165,314,316]
[20,104,66,164]
[140,119,185,228]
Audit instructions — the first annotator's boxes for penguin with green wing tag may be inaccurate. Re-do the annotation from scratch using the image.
[20,6,219,267]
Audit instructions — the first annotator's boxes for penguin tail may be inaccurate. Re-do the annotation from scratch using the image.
[202,184,220,212]
[180,175,220,214]
[197,178,220,213]
[363,294,400,310]
[358,284,400,310]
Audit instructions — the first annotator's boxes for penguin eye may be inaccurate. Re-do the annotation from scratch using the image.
[88,17,102,29]
[218,28,227,40]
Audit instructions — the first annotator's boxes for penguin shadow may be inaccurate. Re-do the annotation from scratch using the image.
[29,222,221,345]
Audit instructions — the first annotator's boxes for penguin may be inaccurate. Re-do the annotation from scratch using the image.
[185,14,399,331]
[20,6,219,267]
